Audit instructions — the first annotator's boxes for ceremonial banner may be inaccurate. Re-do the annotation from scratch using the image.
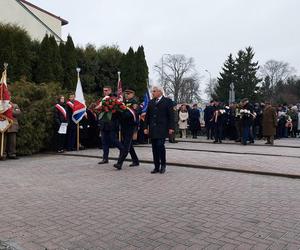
[141,89,151,113]
[72,70,86,124]
[0,66,12,119]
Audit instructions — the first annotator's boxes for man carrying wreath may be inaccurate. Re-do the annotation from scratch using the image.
[96,86,125,164]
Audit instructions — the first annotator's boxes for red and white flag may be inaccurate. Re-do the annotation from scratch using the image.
[72,71,86,124]
[117,71,123,102]
[0,67,12,119]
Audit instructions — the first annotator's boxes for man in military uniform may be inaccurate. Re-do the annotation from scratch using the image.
[114,87,139,170]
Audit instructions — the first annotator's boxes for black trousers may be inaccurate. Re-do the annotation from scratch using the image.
[151,138,166,170]
[56,133,66,151]
[214,123,223,141]
[117,129,139,165]
[206,122,214,139]
[101,130,124,160]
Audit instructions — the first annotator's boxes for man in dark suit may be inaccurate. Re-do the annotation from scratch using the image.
[204,100,215,140]
[144,86,175,174]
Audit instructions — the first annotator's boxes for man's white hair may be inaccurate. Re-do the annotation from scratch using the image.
[152,85,164,95]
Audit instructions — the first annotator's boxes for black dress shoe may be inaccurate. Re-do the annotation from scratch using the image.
[151,169,159,174]
[160,167,166,174]
[8,156,19,160]
[129,162,139,167]
[113,163,122,170]
[98,160,108,164]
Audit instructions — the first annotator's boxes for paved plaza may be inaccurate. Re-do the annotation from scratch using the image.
[0,139,300,249]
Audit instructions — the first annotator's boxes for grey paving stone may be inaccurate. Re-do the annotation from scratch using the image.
[1,140,300,249]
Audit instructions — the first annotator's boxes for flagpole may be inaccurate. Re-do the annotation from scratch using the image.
[0,63,8,158]
[117,71,121,85]
[0,63,8,102]
[117,71,122,141]
[0,132,4,159]
[76,68,81,151]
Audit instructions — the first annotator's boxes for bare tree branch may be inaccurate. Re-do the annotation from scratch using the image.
[155,54,201,103]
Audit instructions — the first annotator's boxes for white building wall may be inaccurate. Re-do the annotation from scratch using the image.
[0,0,62,42]
[24,4,62,38]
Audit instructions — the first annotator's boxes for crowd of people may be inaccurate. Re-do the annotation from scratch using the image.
[202,99,300,145]
[54,85,174,173]
[54,90,300,160]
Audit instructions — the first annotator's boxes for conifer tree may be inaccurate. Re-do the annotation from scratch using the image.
[120,47,137,89]
[216,47,261,102]
[48,35,63,82]
[234,47,261,100]
[96,45,123,93]
[36,34,55,83]
[60,35,77,90]
[0,24,32,81]
[215,53,235,102]
[135,46,149,97]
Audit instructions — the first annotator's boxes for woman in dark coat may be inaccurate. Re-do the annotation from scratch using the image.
[262,102,277,145]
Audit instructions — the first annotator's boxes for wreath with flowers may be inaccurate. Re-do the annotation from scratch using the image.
[95,96,127,121]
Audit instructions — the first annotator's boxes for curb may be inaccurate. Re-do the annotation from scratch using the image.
[135,145,300,159]
[176,139,300,149]
[46,152,300,179]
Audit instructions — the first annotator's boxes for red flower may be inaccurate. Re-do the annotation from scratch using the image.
[112,109,116,113]
[108,105,113,109]
[104,107,109,112]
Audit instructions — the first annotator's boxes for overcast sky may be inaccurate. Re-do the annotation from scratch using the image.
[30,0,300,94]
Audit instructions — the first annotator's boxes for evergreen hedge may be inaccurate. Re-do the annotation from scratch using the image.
[0,23,149,154]
[10,81,65,155]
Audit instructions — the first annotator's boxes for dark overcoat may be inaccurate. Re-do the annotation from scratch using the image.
[144,97,175,139]
[262,106,277,136]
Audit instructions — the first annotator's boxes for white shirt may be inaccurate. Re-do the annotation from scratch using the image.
[155,95,163,103]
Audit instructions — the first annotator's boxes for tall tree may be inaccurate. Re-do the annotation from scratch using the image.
[76,44,99,94]
[97,45,123,93]
[215,54,235,102]
[234,47,261,101]
[60,35,77,90]
[178,76,201,103]
[35,34,55,83]
[134,46,149,97]
[205,78,218,100]
[0,24,32,81]
[120,47,137,89]
[259,60,295,99]
[154,54,200,103]
[48,35,63,82]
